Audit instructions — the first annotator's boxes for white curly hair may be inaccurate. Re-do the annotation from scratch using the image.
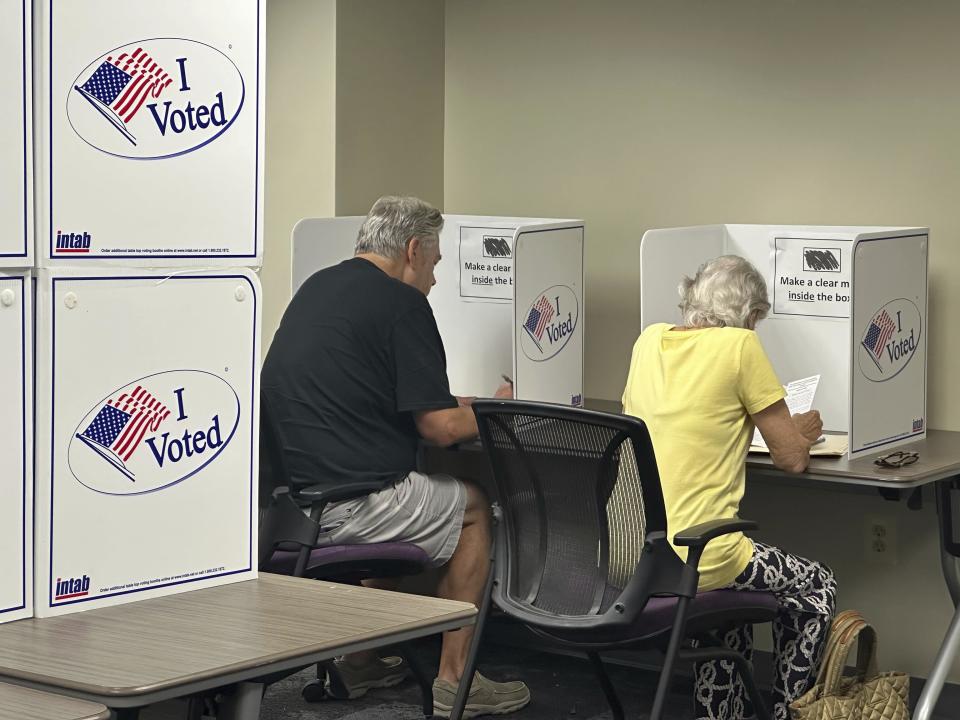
[678,255,770,329]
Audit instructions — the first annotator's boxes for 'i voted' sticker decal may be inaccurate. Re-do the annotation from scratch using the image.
[68,370,240,495]
[858,298,922,382]
[67,38,245,160]
[519,285,579,362]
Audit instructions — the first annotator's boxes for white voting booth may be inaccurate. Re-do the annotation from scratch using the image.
[25,0,265,617]
[640,225,928,458]
[292,216,585,406]
[0,0,32,266]
[0,0,33,625]
[34,0,264,265]
[0,272,32,623]
[33,269,261,617]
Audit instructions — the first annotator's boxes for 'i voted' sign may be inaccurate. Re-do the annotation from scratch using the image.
[858,298,922,383]
[66,39,244,160]
[519,285,579,362]
[68,370,240,495]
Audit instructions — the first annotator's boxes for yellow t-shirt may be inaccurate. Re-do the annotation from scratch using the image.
[621,323,786,591]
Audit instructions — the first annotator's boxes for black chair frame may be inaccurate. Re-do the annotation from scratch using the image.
[472,399,775,720]
[254,391,436,715]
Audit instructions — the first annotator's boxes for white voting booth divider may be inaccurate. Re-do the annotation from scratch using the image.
[33,269,261,617]
[33,0,264,265]
[0,271,32,623]
[0,0,32,267]
[292,216,585,406]
[17,1,266,618]
[0,0,33,625]
[640,225,928,458]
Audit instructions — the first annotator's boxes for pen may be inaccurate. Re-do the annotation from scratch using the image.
[501,374,513,385]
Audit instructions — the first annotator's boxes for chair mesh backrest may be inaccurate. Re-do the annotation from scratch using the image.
[476,403,668,617]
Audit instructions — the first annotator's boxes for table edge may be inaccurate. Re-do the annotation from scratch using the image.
[0,607,476,699]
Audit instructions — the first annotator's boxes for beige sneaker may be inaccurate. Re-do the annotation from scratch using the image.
[324,655,409,699]
[432,671,530,718]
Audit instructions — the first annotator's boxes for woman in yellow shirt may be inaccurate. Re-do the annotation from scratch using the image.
[622,255,837,720]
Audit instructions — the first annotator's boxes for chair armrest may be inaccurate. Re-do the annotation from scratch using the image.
[673,518,758,548]
[294,481,386,509]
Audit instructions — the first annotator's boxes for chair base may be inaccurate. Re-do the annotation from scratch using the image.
[302,674,327,703]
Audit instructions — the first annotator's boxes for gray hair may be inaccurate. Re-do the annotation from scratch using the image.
[678,255,770,328]
[355,196,443,259]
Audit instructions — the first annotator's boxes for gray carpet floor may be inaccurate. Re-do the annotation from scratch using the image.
[140,640,696,720]
[257,641,694,720]
[131,638,957,720]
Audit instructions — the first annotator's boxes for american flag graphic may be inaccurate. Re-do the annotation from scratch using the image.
[77,386,171,480]
[75,48,173,144]
[862,309,897,369]
[523,295,555,352]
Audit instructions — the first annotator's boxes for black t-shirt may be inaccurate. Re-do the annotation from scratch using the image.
[261,257,457,490]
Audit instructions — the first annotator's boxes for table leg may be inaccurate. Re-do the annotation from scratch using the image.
[217,681,264,720]
[914,480,960,720]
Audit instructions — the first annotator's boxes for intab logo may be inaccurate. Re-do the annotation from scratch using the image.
[54,230,92,253]
[858,298,922,382]
[519,285,579,362]
[55,575,90,601]
[67,39,244,160]
[68,370,240,495]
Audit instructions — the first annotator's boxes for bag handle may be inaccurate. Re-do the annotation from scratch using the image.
[812,610,862,688]
[821,611,880,695]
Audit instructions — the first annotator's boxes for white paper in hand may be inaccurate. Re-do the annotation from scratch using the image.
[752,375,820,448]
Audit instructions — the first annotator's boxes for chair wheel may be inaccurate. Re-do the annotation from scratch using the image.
[301,679,326,702]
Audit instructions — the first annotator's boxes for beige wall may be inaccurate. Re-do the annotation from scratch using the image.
[262,0,445,351]
[335,0,445,215]
[445,0,960,679]
[444,0,960,425]
[263,0,337,353]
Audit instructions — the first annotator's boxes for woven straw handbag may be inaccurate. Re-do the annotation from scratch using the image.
[790,610,909,720]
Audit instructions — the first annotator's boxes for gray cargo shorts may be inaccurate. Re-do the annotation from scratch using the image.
[316,471,467,567]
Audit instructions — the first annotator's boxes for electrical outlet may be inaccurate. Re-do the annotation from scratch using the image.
[864,516,898,565]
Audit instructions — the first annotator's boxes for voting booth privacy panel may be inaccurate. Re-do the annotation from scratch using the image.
[640,225,928,457]
[34,0,264,266]
[18,0,266,617]
[292,216,585,406]
[0,272,32,624]
[32,268,261,617]
[0,0,32,267]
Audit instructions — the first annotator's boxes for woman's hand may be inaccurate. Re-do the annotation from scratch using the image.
[792,410,823,443]
[752,399,813,473]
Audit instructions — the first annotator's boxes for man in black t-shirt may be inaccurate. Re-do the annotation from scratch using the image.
[262,196,529,717]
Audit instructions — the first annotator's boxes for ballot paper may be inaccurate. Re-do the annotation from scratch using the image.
[751,375,820,449]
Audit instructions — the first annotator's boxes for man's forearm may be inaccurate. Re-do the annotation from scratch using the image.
[416,405,479,447]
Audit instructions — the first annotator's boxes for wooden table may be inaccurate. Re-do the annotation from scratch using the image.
[747,429,960,489]
[0,683,108,720]
[0,573,476,720]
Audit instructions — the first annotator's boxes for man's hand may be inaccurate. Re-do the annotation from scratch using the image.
[494,382,514,399]
[456,396,475,407]
[792,410,823,443]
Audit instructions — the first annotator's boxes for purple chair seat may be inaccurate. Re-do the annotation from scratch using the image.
[635,589,778,638]
[532,589,779,646]
[264,542,432,579]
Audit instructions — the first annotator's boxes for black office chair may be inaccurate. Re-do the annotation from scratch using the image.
[471,399,778,720]
[256,390,435,714]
